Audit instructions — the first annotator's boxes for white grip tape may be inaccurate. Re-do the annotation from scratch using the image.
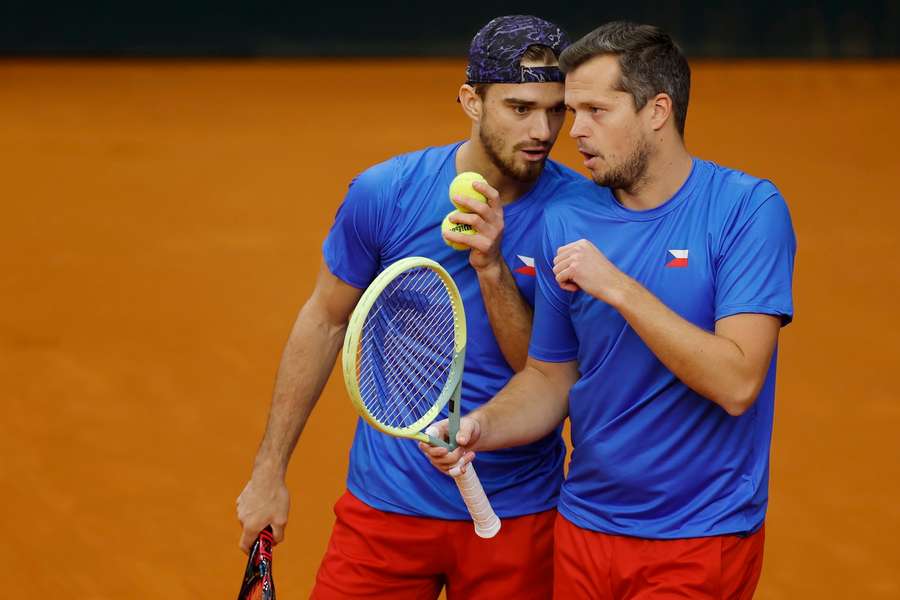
[452,463,501,538]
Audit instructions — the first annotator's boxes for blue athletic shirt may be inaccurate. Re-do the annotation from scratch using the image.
[529,158,796,538]
[323,141,589,519]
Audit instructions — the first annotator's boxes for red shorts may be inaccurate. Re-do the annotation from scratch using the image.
[311,490,556,600]
[554,514,765,599]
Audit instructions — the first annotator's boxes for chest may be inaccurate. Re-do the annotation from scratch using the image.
[570,213,719,338]
[379,185,545,307]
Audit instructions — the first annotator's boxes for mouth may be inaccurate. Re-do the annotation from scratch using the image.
[519,147,550,161]
[578,149,599,167]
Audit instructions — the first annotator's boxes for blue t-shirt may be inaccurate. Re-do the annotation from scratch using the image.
[530,158,796,538]
[323,141,589,519]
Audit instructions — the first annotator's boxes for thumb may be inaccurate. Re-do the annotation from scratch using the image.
[239,527,258,555]
[456,416,480,447]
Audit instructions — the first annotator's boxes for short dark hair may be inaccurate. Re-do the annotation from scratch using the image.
[473,44,560,99]
[559,22,691,136]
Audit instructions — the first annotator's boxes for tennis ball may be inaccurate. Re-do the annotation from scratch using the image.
[441,212,476,251]
[449,172,488,213]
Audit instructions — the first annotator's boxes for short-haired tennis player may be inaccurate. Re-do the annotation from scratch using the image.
[237,15,594,599]
[423,21,797,599]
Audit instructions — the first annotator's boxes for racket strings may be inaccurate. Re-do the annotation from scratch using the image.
[379,324,455,425]
[356,267,457,429]
[358,272,454,425]
[360,296,455,423]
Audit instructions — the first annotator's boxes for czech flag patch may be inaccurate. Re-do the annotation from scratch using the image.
[515,255,536,276]
[666,249,689,268]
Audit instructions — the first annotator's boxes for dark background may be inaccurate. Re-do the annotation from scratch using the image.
[3,0,899,58]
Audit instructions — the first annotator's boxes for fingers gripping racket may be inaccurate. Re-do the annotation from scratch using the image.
[342,257,501,538]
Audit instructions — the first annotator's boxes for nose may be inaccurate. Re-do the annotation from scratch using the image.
[569,112,589,139]
[529,111,551,142]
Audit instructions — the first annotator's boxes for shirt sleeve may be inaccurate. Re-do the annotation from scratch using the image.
[528,211,580,362]
[715,183,797,325]
[322,161,396,289]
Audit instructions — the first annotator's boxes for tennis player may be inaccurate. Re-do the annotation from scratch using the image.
[423,22,797,599]
[237,15,591,598]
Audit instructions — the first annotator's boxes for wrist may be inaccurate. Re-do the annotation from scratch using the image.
[252,456,287,481]
[473,259,504,280]
[607,273,640,310]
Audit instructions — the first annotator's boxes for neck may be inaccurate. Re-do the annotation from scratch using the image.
[456,139,539,205]
[613,141,693,212]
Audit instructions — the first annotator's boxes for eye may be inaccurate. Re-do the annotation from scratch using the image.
[591,106,605,115]
[513,105,530,115]
[550,105,566,114]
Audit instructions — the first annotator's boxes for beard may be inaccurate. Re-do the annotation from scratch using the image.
[478,117,547,182]
[591,135,652,192]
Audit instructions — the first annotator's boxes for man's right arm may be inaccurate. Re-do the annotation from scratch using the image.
[420,357,577,473]
[423,204,581,472]
[237,261,362,552]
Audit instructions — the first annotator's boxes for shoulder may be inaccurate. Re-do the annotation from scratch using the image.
[348,156,400,200]
[351,143,457,194]
[698,159,785,217]
[541,159,587,187]
[540,163,614,224]
[697,160,795,251]
[538,160,602,203]
[534,188,611,254]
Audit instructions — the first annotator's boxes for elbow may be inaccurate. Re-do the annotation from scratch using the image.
[716,381,763,417]
[722,398,753,417]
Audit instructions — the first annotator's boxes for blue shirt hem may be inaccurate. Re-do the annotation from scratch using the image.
[528,345,578,363]
[322,252,369,290]
[347,478,560,520]
[715,303,793,326]
[558,501,766,540]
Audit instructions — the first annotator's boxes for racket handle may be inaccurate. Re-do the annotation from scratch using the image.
[452,463,501,539]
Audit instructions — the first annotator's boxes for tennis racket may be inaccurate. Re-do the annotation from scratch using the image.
[236,526,276,600]
[341,256,501,538]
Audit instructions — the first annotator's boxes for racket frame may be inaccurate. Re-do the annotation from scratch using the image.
[341,256,500,538]
[342,256,465,450]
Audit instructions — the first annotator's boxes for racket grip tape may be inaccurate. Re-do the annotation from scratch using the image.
[452,463,501,538]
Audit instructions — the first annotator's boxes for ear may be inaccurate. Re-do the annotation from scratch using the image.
[648,92,673,132]
[458,84,484,122]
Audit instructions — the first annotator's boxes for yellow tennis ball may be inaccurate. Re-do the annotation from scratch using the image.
[449,172,488,213]
[441,212,476,251]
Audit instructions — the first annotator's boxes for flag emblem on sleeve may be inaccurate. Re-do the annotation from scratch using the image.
[666,249,689,268]
[515,255,536,276]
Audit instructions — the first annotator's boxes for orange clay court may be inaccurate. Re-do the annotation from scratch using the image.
[1,59,898,598]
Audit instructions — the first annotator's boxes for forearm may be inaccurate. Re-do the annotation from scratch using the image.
[253,301,346,476]
[613,279,769,415]
[471,360,570,451]
[476,262,533,371]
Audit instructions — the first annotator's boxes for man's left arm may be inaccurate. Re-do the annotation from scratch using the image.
[624,272,778,415]
[445,181,533,371]
[553,193,795,416]
[555,242,778,415]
